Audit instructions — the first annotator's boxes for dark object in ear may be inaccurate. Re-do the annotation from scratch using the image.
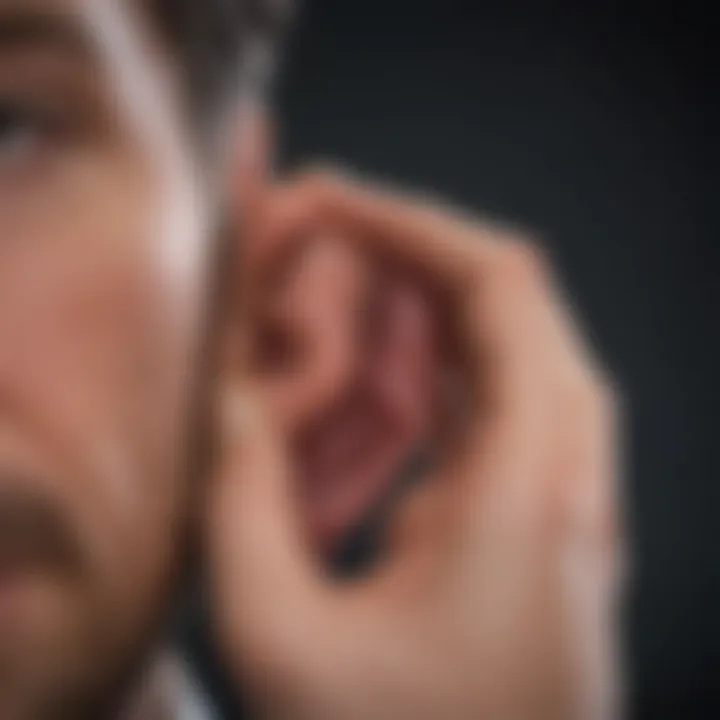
[329,444,435,579]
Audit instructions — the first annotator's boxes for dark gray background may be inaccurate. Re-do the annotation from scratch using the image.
[188,1,719,717]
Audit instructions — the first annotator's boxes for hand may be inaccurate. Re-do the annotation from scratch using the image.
[207,171,623,720]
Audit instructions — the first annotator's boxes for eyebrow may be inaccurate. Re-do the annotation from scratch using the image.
[0,8,97,61]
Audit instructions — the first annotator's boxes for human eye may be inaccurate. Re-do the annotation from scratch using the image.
[0,63,105,186]
[0,102,53,171]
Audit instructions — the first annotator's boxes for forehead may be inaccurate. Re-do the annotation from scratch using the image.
[0,0,157,54]
[0,0,175,102]
[0,0,191,150]
[0,0,210,270]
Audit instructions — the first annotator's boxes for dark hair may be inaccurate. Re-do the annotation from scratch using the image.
[152,0,292,129]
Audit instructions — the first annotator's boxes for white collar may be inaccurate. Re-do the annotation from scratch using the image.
[121,651,217,720]
[159,653,216,720]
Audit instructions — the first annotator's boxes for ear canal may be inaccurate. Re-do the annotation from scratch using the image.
[246,227,438,559]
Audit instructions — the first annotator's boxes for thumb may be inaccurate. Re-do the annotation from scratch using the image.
[207,380,324,669]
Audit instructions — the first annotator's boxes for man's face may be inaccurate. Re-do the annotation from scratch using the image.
[0,0,217,716]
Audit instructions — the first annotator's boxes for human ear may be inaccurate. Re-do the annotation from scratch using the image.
[219,137,438,561]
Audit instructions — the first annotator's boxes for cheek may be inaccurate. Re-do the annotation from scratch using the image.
[0,163,208,584]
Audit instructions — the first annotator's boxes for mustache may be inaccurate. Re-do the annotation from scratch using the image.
[0,481,84,577]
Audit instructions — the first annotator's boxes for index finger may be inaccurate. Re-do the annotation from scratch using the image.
[248,170,515,299]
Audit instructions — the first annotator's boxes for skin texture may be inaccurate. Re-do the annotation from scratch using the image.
[0,1,620,718]
[0,2,436,717]
[0,1,212,717]
[210,173,622,720]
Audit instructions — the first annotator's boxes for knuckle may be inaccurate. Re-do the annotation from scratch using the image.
[584,377,606,421]
[597,378,618,417]
[573,373,618,432]
[562,370,601,425]
[263,172,331,241]
[294,167,337,205]
[585,368,619,417]
[495,236,548,290]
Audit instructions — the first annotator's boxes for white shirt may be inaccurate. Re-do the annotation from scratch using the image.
[122,651,217,720]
